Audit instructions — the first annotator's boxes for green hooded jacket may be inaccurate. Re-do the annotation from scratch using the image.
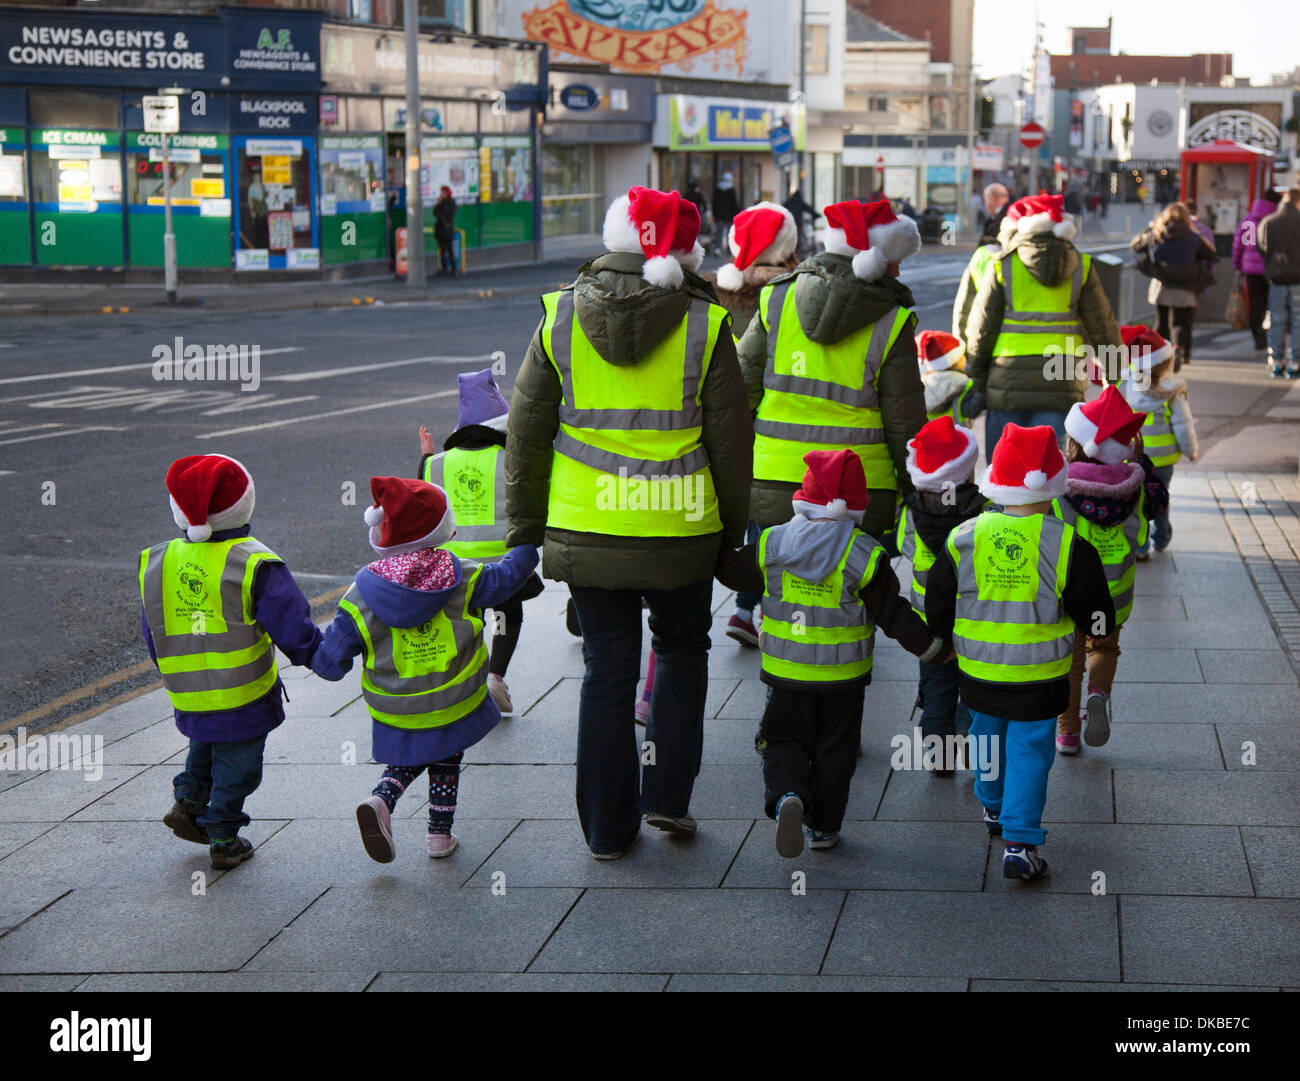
[505,251,754,590]
[735,251,928,538]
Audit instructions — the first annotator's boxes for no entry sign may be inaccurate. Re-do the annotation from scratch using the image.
[1019,122,1046,149]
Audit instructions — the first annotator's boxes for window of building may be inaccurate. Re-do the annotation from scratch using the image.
[542,143,603,237]
[803,24,829,76]
[869,96,889,112]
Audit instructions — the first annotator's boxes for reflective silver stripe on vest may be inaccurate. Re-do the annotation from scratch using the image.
[425,449,507,543]
[753,418,886,445]
[998,323,1085,336]
[762,535,876,666]
[761,535,875,628]
[1002,255,1085,322]
[950,633,1074,666]
[763,635,876,668]
[552,430,709,477]
[159,653,276,694]
[550,289,709,430]
[951,516,1069,626]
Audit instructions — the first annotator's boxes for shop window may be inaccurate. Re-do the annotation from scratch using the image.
[542,144,604,237]
[234,138,318,269]
[479,135,534,246]
[868,96,889,113]
[127,146,224,207]
[31,142,121,206]
[29,89,119,130]
[803,24,829,76]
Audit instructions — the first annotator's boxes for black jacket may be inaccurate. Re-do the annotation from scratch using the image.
[980,203,1009,244]
[712,185,740,223]
[433,196,456,243]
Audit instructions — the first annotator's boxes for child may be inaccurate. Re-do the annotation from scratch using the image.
[140,454,322,869]
[755,449,946,858]
[915,330,979,423]
[312,477,538,861]
[1052,386,1157,753]
[418,369,543,715]
[1119,325,1199,556]
[925,425,1115,880]
[711,201,799,337]
[897,416,988,774]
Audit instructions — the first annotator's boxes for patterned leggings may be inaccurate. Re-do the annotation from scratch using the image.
[372,753,463,834]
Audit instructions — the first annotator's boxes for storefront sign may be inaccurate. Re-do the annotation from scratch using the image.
[200,197,231,217]
[559,84,599,111]
[665,96,804,152]
[131,132,226,151]
[191,178,224,198]
[971,144,1004,170]
[245,138,303,157]
[226,11,319,84]
[236,94,316,133]
[235,248,269,270]
[1186,107,1281,153]
[285,247,319,269]
[148,147,201,164]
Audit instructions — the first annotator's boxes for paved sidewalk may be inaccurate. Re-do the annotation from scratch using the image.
[0,466,1297,990]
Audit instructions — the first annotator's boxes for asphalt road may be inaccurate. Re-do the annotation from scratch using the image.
[0,252,974,728]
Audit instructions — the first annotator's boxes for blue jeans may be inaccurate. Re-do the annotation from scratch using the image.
[569,579,713,854]
[917,658,970,740]
[173,734,268,842]
[968,710,1056,846]
[1139,464,1175,553]
[1267,282,1299,366]
[984,409,1067,465]
[735,521,762,614]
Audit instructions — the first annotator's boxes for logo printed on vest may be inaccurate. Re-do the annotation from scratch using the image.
[397,619,453,668]
[173,560,214,618]
[983,525,1031,586]
[783,574,838,607]
[451,463,490,519]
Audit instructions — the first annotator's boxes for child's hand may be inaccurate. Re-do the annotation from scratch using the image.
[419,426,435,455]
[1190,452,1198,463]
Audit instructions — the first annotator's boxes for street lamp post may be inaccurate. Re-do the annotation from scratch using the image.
[403,0,425,288]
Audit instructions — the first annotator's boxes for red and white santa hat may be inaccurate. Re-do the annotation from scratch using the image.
[906,415,980,493]
[914,329,966,374]
[822,199,922,282]
[1064,384,1148,465]
[716,201,797,292]
[602,185,704,290]
[792,448,869,523]
[998,193,1077,241]
[1121,324,1175,371]
[364,476,456,557]
[166,454,256,543]
[978,423,1069,505]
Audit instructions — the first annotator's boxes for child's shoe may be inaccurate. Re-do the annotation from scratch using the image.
[774,793,805,858]
[982,807,1002,836]
[163,799,208,845]
[807,829,839,850]
[644,812,697,837]
[1056,732,1081,755]
[725,612,760,648]
[427,832,458,859]
[356,794,396,864]
[1002,843,1049,881]
[209,836,254,869]
[1083,691,1111,747]
[634,697,650,725]
[486,673,513,715]
[1134,550,1151,562]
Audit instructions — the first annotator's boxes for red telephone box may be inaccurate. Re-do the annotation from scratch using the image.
[1179,139,1275,241]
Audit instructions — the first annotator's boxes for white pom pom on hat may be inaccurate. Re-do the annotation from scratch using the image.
[716,261,745,292]
[363,504,385,527]
[1024,469,1047,490]
[852,247,887,283]
[641,253,684,290]
[187,523,213,543]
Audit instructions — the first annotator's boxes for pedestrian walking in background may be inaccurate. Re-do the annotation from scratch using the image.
[1131,202,1217,370]
[711,172,740,255]
[730,198,928,646]
[783,187,821,258]
[1259,186,1300,378]
[953,231,1003,346]
[1233,190,1281,353]
[505,186,753,859]
[417,369,544,715]
[141,455,322,869]
[683,177,707,220]
[915,330,979,423]
[1119,326,1197,556]
[434,185,458,277]
[979,182,1011,245]
[1185,199,1215,250]
[965,193,1123,460]
[709,201,799,336]
[312,477,539,862]
[924,424,1116,882]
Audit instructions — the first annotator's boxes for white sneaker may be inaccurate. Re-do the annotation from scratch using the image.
[486,674,513,715]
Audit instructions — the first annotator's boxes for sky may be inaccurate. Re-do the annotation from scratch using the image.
[971,0,1298,82]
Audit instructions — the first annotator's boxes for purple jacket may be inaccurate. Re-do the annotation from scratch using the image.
[141,526,323,743]
[1233,198,1276,276]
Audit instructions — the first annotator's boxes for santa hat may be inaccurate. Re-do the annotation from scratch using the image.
[999,193,1077,241]
[455,369,509,430]
[364,476,456,557]
[716,202,797,292]
[1064,384,1148,464]
[822,199,921,282]
[915,330,966,374]
[166,454,256,543]
[906,416,980,493]
[792,448,869,523]
[978,423,1069,505]
[1121,324,1175,371]
[602,186,703,290]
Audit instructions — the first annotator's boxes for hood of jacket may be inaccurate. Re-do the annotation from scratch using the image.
[785,252,916,345]
[443,415,507,452]
[570,251,717,367]
[1127,371,1184,406]
[708,261,792,308]
[353,557,464,630]
[1246,198,1277,223]
[1065,461,1144,525]
[905,485,987,553]
[921,368,970,415]
[764,516,857,585]
[1000,233,1078,288]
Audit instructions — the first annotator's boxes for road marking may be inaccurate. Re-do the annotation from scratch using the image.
[198,388,459,439]
[0,422,61,435]
[263,353,494,383]
[202,394,319,415]
[0,346,302,385]
[0,425,125,445]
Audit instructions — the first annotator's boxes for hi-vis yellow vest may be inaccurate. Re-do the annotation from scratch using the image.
[1141,399,1179,467]
[339,563,489,730]
[992,252,1092,358]
[946,511,1077,684]
[539,288,727,537]
[758,525,884,683]
[897,499,989,617]
[1050,493,1146,625]
[423,445,507,560]
[139,537,281,713]
[752,279,912,489]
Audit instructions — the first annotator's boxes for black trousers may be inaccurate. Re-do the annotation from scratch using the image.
[1156,304,1196,365]
[1245,274,1269,348]
[760,684,864,833]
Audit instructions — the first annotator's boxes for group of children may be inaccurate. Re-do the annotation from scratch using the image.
[140,314,1198,881]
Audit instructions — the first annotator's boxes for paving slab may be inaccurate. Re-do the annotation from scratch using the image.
[519,676,741,723]
[369,972,669,991]
[1240,827,1300,898]
[451,764,576,820]
[1105,683,1300,724]
[1110,648,1204,683]
[0,765,147,822]
[666,974,967,991]
[531,888,844,975]
[0,771,41,795]
[99,718,190,765]
[0,975,90,991]
[0,880,70,936]
[822,892,1120,981]
[970,980,1280,991]
[78,972,376,992]
[274,671,363,716]
[0,821,53,860]
[1059,723,1222,770]
[463,713,579,765]
[1120,896,1300,986]
[263,709,374,765]
[1217,723,1300,770]
[1195,649,1298,684]
[57,692,173,744]
[1115,770,1300,826]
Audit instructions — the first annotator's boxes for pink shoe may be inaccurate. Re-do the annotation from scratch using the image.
[726,613,760,648]
[427,832,459,859]
[356,795,395,863]
[634,697,651,725]
[1056,732,1081,756]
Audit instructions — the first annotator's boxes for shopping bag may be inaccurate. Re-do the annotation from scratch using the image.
[1225,275,1249,331]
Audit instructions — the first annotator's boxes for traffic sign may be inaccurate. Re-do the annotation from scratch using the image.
[769,124,794,168]
[142,95,180,134]
[1019,122,1046,149]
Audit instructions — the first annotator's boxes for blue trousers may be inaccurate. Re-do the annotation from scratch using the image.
[917,657,970,739]
[968,710,1056,845]
[984,408,1067,465]
[173,734,267,842]
[1139,464,1174,553]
